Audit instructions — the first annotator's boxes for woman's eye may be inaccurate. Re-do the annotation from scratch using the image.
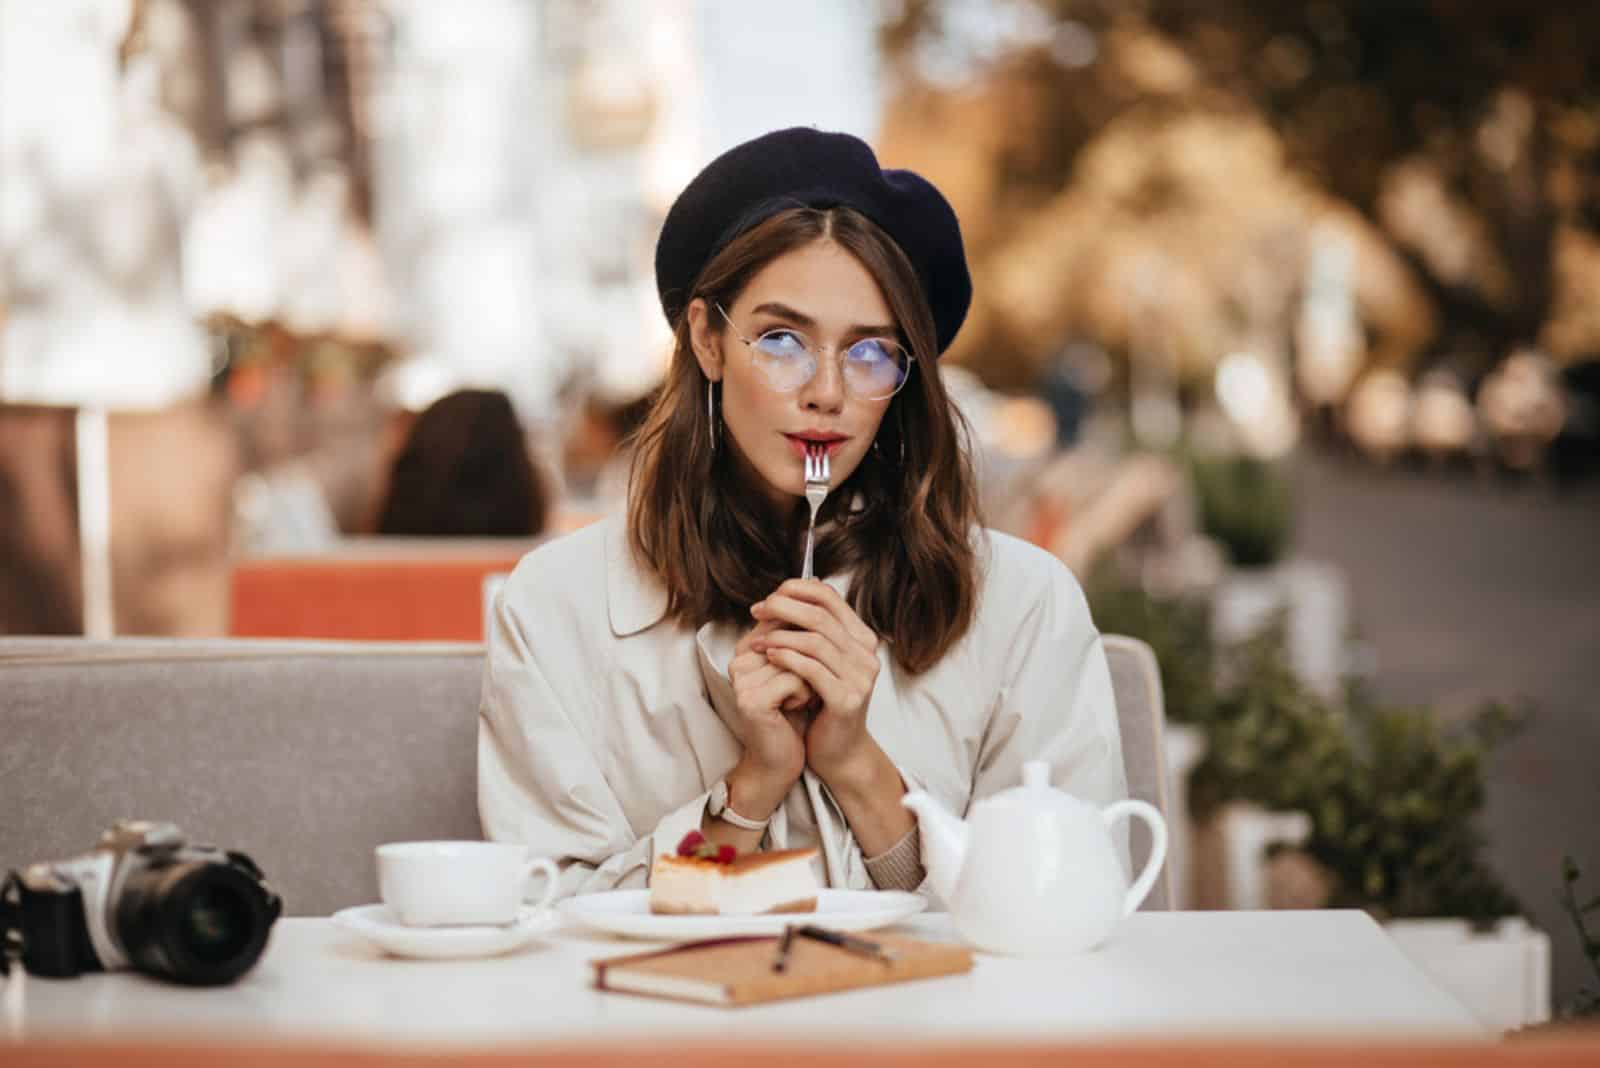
[757,331,809,357]
[849,340,891,364]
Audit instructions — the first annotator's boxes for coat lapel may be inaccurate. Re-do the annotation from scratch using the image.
[604,518,669,637]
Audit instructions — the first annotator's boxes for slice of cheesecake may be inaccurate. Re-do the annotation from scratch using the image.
[649,833,820,916]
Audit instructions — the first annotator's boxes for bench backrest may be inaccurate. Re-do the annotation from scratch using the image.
[1,640,484,916]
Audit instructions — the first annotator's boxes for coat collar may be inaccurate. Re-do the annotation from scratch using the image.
[604,517,670,637]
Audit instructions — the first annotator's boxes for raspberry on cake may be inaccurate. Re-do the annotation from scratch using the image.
[649,832,820,916]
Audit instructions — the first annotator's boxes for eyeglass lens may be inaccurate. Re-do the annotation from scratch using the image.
[749,330,910,399]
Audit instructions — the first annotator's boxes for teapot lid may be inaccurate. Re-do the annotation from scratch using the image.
[985,760,1085,814]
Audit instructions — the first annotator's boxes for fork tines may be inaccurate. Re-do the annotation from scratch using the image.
[805,445,831,487]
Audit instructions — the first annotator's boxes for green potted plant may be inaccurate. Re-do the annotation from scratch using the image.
[1087,570,1217,728]
[1189,453,1295,570]
[1187,451,1351,696]
[1196,619,1544,1030]
[1088,577,1547,1028]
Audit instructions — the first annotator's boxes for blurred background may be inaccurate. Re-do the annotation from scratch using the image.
[1,0,1596,1025]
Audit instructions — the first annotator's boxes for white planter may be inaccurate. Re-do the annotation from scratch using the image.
[1161,724,1207,910]
[1215,801,1313,911]
[1187,801,1315,911]
[1212,559,1349,696]
[1384,917,1551,1032]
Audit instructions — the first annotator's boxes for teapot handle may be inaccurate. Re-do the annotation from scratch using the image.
[1101,800,1168,917]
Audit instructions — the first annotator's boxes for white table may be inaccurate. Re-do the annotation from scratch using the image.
[6,911,1486,1049]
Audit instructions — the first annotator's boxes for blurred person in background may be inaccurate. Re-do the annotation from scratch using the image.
[374,389,549,538]
[478,128,1129,899]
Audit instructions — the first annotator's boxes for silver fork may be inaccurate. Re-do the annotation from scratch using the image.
[800,445,832,580]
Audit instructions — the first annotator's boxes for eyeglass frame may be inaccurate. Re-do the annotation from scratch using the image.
[713,302,916,401]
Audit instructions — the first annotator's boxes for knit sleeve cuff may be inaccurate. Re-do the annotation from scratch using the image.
[862,824,925,892]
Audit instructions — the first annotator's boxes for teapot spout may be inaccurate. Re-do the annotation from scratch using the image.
[901,790,967,905]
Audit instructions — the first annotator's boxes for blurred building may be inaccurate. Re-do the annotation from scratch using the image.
[0,0,889,635]
[0,0,210,408]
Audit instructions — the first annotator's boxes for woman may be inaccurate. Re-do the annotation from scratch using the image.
[479,128,1128,897]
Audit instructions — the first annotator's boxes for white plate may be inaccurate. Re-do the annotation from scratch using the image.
[332,904,559,960]
[556,889,925,941]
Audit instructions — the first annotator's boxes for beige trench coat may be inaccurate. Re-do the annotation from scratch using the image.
[478,515,1129,899]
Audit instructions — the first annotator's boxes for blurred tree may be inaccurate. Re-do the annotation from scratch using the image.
[879,0,1600,388]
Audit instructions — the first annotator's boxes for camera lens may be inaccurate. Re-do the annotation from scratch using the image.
[115,859,277,985]
[183,882,252,964]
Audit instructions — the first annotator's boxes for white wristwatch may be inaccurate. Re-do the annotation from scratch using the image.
[708,779,770,831]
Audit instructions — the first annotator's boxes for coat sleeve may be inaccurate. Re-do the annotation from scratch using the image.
[969,550,1132,873]
[477,583,708,899]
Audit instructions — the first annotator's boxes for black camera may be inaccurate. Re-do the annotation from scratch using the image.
[1,820,282,986]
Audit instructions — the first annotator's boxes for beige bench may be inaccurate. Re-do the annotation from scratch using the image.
[2,639,484,916]
[0,635,1169,916]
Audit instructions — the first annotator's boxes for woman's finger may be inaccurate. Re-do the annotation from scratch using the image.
[782,692,818,717]
[769,579,879,652]
[747,669,811,716]
[757,627,875,687]
[735,617,787,658]
[729,649,771,682]
[733,620,805,680]
[752,594,856,663]
[764,646,856,718]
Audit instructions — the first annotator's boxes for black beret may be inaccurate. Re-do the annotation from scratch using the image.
[654,127,972,356]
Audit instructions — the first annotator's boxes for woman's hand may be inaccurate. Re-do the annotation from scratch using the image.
[750,580,882,786]
[722,619,810,821]
[749,582,915,859]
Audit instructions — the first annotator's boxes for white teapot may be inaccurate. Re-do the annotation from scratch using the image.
[902,760,1167,955]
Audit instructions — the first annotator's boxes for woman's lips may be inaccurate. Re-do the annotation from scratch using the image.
[783,434,848,458]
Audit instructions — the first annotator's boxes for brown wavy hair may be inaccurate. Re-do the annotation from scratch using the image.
[628,207,980,674]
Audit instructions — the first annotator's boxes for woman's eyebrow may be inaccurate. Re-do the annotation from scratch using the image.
[749,302,896,337]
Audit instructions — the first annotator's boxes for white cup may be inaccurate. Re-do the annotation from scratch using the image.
[376,841,559,927]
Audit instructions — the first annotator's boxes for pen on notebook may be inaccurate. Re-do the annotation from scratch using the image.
[796,925,899,964]
[771,925,798,973]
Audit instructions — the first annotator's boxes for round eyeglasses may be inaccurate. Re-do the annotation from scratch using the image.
[716,303,914,401]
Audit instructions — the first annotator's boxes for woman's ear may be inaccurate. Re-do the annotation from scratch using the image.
[686,299,723,383]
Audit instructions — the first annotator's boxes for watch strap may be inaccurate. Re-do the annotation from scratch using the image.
[711,779,770,831]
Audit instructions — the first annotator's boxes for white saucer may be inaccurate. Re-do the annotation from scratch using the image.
[332,904,560,960]
[557,889,925,941]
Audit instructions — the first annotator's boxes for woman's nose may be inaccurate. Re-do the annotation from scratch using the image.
[799,349,847,413]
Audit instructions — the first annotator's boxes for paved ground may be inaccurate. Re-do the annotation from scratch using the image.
[1290,448,1600,1012]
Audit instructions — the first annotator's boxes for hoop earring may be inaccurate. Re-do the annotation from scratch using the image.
[872,432,907,465]
[874,406,907,464]
[706,379,718,453]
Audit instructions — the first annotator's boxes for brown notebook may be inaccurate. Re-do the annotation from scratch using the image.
[592,932,974,1007]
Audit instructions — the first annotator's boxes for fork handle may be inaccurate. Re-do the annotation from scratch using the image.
[801,508,819,580]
